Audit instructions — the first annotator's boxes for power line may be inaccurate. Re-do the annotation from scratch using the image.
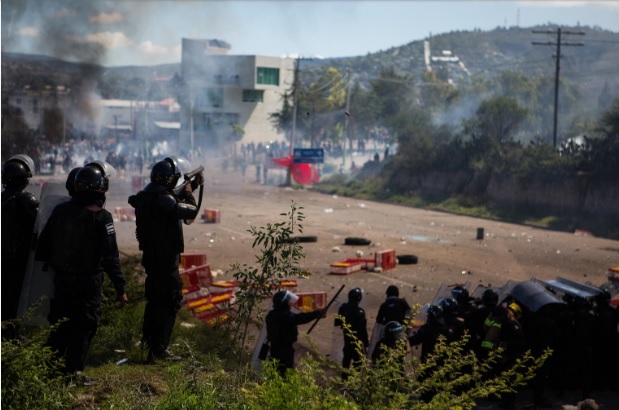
[532,28,585,149]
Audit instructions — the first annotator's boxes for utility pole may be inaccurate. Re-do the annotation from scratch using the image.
[286,57,302,186]
[533,27,584,149]
[342,72,352,169]
[289,57,301,158]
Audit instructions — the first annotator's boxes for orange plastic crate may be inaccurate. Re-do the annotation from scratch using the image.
[293,292,327,313]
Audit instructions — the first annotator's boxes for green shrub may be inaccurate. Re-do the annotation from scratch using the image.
[1,320,74,409]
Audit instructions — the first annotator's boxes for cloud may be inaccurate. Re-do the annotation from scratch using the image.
[53,7,76,19]
[136,40,180,57]
[17,26,39,37]
[73,31,133,49]
[90,11,123,25]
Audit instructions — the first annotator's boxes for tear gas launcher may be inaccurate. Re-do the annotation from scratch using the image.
[173,165,205,224]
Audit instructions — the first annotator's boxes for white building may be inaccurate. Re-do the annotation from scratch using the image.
[180,38,294,151]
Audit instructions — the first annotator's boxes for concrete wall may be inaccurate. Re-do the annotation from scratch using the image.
[391,170,619,218]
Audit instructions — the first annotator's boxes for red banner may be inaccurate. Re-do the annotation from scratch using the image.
[270,156,320,185]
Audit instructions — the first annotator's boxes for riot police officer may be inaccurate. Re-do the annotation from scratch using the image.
[335,287,369,377]
[371,320,406,365]
[35,161,127,383]
[2,155,39,332]
[265,290,324,376]
[128,156,202,363]
[409,305,452,363]
[376,285,413,326]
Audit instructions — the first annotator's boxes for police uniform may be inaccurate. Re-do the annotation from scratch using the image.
[129,178,198,361]
[265,302,323,375]
[335,300,369,370]
[35,191,125,374]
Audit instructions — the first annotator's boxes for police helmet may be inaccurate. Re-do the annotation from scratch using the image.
[482,289,499,307]
[438,297,458,314]
[2,154,35,189]
[348,287,363,303]
[386,285,399,297]
[75,162,110,193]
[451,286,469,304]
[272,290,299,309]
[507,302,523,320]
[384,321,403,338]
[66,167,82,196]
[151,156,190,189]
[595,289,611,307]
[426,304,444,321]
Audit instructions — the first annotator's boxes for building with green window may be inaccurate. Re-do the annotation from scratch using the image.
[180,38,294,151]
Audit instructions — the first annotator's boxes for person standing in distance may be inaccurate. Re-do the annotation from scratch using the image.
[35,161,127,384]
[376,285,413,326]
[334,287,369,378]
[1,155,39,336]
[128,156,202,363]
[266,290,325,376]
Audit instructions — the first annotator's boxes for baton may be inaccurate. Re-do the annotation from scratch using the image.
[307,284,345,335]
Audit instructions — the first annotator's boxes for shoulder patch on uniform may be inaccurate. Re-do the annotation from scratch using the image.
[105,222,115,235]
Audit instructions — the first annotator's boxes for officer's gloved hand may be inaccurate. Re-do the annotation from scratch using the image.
[190,173,204,190]
[116,292,128,308]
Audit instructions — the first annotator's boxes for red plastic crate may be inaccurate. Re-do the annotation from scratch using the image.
[202,209,220,223]
[180,264,212,288]
[376,249,396,271]
[180,252,207,269]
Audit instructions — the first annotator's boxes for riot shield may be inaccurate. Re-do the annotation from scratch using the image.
[508,280,565,312]
[330,298,345,365]
[534,276,604,300]
[17,182,69,325]
[430,281,471,304]
[251,316,270,377]
[408,303,430,359]
[367,322,385,359]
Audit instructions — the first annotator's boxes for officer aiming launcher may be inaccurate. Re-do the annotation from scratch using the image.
[173,165,205,197]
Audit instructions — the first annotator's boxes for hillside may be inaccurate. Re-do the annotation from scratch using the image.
[2,25,618,106]
[304,24,619,108]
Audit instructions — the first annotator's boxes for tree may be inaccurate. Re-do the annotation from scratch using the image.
[464,96,527,144]
[420,70,458,113]
[370,68,415,136]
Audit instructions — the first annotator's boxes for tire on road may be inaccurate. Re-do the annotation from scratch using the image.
[284,235,318,244]
[344,237,371,246]
[397,254,418,265]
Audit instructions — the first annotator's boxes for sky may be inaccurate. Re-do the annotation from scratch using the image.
[2,1,618,67]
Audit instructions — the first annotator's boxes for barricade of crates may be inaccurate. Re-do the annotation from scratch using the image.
[180,252,301,326]
[330,249,396,275]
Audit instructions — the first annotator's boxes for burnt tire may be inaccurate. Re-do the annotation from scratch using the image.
[397,254,418,265]
[344,237,371,246]
[284,235,318,244]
